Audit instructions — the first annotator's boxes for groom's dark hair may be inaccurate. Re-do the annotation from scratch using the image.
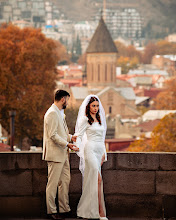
[54,89,70,101]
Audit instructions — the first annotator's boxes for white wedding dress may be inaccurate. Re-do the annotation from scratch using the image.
[76,116,107,219]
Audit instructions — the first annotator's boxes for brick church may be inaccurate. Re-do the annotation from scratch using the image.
[69,17,140,122]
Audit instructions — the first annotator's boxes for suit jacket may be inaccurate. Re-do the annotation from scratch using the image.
[42,104,71,162]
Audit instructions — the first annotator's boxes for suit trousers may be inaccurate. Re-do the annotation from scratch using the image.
[46,157,71,214]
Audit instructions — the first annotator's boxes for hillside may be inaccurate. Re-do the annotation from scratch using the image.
[51,0,176,38]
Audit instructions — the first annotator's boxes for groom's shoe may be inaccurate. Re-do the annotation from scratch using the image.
[60,210,77,218]
[48,213,64,220]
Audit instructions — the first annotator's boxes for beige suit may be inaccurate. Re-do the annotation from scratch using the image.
[43,104,71,214]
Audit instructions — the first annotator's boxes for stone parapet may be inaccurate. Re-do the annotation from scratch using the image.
[0,152,176,218]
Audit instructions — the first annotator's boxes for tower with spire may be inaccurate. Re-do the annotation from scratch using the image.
[86,16,118,88]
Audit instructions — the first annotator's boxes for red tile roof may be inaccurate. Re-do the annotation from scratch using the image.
[60,78,82,87]
[136,119,160,132]
[0,143,11,152]
[144,88,164,98]
[105,138,135,151]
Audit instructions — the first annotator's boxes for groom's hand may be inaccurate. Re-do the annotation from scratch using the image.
[68,143,79,151]
[71,136,77,142]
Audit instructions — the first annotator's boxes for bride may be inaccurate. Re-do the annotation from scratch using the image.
[74,95,108,220]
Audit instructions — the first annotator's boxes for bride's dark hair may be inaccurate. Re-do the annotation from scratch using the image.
[86,97,101,125]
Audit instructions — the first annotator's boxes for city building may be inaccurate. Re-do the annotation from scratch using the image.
[166,33,176,43]
[69,17,140,139]
[152,55,176,76]
[86,17,118,88]
[0,0,60,27]
[12,20,33,28]
[95,8,143,39]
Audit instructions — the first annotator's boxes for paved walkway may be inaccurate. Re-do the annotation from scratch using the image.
[1,218,167,220]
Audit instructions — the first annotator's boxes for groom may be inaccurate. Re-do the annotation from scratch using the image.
[43,89,79,220]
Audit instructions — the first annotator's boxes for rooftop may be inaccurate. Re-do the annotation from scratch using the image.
[86,17,118,53]
[142,110,176,121]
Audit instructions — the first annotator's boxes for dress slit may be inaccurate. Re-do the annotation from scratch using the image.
[98,170,106,218]
[76,120,107,219]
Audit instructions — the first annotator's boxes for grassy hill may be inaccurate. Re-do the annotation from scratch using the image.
[51,0,176,39]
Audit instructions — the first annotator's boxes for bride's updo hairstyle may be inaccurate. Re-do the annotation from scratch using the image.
[86,96,102,125]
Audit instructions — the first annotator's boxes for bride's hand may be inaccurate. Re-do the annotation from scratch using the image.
[101,153,105,166]
[71,135,77,142]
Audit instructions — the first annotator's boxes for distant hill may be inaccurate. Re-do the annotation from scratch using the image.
[51,0,176,39]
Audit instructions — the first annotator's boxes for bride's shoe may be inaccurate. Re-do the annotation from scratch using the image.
[99,217,108,220]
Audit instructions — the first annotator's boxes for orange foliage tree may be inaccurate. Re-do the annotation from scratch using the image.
[156,40,176,55]
[128,113,176,152]
[0,24,62,147]
[127,135,152,152]
[142,42,157,64]
[115,41,141,74]
[154,77,176,110]
[151,113,176,151]
[117,56,139,74]
[115,41,142,61]
[114,41,128,57]
[142,40,176,64]
[54,40,70,65]
[77,52,86,65]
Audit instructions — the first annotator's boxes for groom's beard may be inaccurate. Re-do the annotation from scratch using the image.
[62,100,67,109]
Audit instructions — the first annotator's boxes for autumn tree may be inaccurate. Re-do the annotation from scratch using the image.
[117,56,139,74]
[114,41,128,57]
[151,113,176,152]
[128,113,176,152]
[142,40,176,64]
[154,77,176,110]
[0,24,62,147]
[127,135,152,152]
[156,40,176,55]
[55,40,71,65]
[78,52,86,65]
[126,45,142,62]
[142,42,157,64]
[115,41,142,61]
[114,41,141,74]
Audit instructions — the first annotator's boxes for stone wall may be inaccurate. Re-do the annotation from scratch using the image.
[1,152,176,218]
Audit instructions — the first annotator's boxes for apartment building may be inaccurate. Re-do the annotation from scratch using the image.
[95,8,143,39]
[0,0,60,27]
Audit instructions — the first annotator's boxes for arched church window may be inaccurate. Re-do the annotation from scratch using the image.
[109,106,112,114]
[98,64,100,81]
[105,64,107,81]
[111,65,113,81]
[92,64,94,81]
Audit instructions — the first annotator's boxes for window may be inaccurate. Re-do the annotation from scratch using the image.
[111,65,113,81]
[105,64,107,81]
[98,64,100,81]
[109,106,112,114]
[92,64,94,81]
